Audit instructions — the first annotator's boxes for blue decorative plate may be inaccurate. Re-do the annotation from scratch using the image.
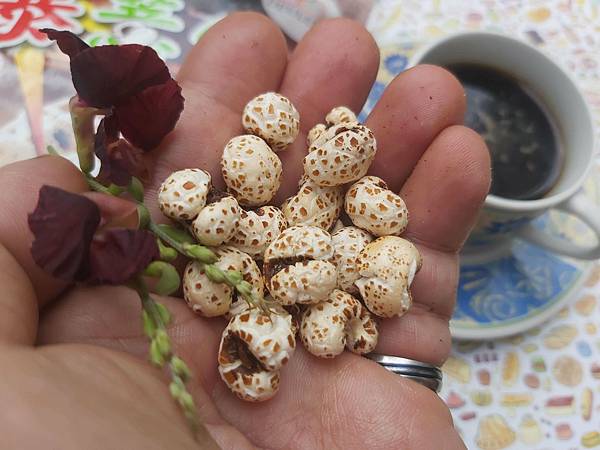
[451,171,599,340]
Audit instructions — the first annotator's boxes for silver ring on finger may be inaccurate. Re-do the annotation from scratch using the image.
[365,354,443,393]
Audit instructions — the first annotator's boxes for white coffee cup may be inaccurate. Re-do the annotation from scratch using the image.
[411,31,600,260]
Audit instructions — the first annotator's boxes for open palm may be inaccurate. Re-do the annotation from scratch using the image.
[0,13,489,449]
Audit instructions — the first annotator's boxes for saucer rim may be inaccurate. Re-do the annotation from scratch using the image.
[450,262,592,340]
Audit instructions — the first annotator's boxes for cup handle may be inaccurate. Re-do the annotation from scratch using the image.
[517,192,600,260]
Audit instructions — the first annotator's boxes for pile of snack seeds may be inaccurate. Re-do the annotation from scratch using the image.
[157,92,422,401]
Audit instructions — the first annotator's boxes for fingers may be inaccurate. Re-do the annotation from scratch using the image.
[0,244,37,345]
[375,126,490,364]
[0,155,88,305]
[401,125,491,252]
[366,65,467,192]
[147,12,289,194]
[274,18,380,203]
[280,18,379,131]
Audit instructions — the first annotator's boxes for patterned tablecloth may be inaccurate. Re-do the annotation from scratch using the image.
[0,1,598,449]
[364,2,600,449]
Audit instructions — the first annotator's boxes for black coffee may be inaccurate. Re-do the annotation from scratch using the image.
[446,63,563,200]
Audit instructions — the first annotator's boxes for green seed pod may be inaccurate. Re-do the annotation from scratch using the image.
[158,240,178,262]
[204,264,225,283]
[155,302,172,326]
[144,261,180,296]
[225,270,243,285]
[179,391,195,411]
[169,381,183,399]
[155,329,171,356]
[142,309,156,338]
[237,280,253,297]
[150,339,166,367]
[171,356,191,382]
[184,244,218,264]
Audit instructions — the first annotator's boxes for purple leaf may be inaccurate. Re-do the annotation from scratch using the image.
[88,229,159,284]
[71,44,171,108]
[95,117,147,186]
[28,186,100,282]
[114,79,184,151]
[41,29,89,58]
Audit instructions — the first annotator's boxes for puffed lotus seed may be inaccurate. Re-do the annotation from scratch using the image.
[221,135,282,207]
[183,246,264,318]
[345,176,408,237]
[242,92,300,152]
[281,177,343,232]
[192,194,241,246]
[158,102,425,403]
[158,169,211,221]
[331,226,373,295]
[300,289,378,358]
[228,206,287,260]
[264,225,337,306]
[307,123,327,147]
[218,308,295,402]
[325,106,357,127]
[303,122,376,187]
[355,236,422,318]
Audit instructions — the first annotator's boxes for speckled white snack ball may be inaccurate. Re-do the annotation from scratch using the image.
[221,135,282,207]
[158,169,211,221]
[242,92,300,151]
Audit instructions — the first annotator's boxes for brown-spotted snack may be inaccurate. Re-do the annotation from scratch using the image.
[221,135,282,207]
[345,176,408,237]
[355,236,422,318]
[307,123,327,147]
[242,92,300,152]
[303,122,376,187]
[158,168,211,221]
[325,106,357,127]
[281,177,344,231]
[183,246,264,317]
[228,206,288,260]
[263,225,337,305]
[331,226,373,295]
[191,193,241,246]
[300,289,378,358]
[218,308,295,402]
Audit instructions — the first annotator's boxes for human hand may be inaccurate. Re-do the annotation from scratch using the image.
[0,13,489,449]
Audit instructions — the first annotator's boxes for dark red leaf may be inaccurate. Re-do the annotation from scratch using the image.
[41,29,89,58]
[28,186,100,282]
[95,117,148,186]
[97,113,119,144]
[114,79,184,151]
[71,44,171,108]
[88,229,159,284]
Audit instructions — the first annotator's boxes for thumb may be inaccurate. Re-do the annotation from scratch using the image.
[0,243,37,345]
[0,155,100,346]
[0,155,88,306]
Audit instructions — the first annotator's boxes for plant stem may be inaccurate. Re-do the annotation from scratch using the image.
[86,175,113,195]
[135,279,200,436]
[70,96,108,174]
[148,221,190,254]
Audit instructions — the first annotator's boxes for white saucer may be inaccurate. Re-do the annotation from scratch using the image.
[451,166,599,340]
